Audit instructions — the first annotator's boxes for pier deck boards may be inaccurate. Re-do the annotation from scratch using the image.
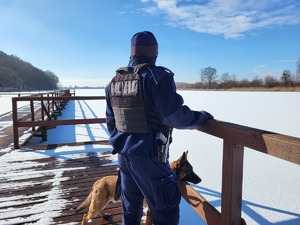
[0,147,122,225]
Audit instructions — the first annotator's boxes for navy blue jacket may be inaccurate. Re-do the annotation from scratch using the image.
[105,58,210,158]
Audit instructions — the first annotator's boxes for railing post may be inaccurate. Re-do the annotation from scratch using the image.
[41,95,44,121]
[30,100,35,132]
[12,98,19,149]
[221,140,244,225]
[47,93,50,113]
[51,93,55,112]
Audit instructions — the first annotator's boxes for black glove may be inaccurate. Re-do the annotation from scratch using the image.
[200,111,214,120]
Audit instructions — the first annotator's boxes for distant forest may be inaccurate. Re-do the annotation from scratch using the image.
[0,51,59,91]
[177,62,300,90]
[1,50,299,91]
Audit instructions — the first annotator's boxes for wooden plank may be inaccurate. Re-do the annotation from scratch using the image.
[221,141,244,225]
[0,150,122,225]
[13,96,106,101]
[18,118,107,127]
[198,120,300,165]
[179,181,221,225]
[22,140,111,150]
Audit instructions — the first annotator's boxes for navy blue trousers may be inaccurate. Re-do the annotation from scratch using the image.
[118,153,181,225]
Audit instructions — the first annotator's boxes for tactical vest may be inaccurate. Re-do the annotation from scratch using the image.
[110,63,150,133]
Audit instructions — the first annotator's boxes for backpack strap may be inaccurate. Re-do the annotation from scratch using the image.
[116,63,151,76]
[133,63,150,74]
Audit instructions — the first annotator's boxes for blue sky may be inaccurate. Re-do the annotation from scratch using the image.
[1,0,300,87]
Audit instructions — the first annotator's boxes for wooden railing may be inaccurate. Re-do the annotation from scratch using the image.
[12,94,106,149]
[179,119,300,225]
[12,94,300,225]
[11,90,108,149]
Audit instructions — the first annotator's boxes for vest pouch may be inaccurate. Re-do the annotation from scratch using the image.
[113,107,148,133]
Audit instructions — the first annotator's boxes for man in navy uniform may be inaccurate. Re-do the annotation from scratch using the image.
[105,31,213,225]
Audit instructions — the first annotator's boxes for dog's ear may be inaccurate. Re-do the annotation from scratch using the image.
[183,151,187,160]
[185,150,189,158]
[180,151,188,167]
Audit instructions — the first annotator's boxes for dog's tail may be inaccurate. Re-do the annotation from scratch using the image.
[75,192,92,213]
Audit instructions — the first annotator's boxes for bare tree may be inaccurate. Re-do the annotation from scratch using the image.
[296,58,300,83]
[265,75,279,88]
[281,70,292,86]
[239,78,250,87]
[219,73,231,89]
[200,66,218,89]
[251,76,263,87]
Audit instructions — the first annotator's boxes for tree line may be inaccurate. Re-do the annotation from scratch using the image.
[0,51,59,91]
[177,60,300,90]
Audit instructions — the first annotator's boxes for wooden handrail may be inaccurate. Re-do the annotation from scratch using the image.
[178,119,300,225]
[17,118,106,127]
[198,120,300,165]
[12,96,106,101]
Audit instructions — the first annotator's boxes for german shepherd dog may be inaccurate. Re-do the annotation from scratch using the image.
[75,151,201,225]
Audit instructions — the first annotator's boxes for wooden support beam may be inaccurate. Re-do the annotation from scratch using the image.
[30,100,35,132]
[41,99,44,121]
[12,98,19,149]
[41,101,52,121]
[221,141,244,225]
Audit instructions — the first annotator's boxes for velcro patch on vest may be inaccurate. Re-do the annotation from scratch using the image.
[111,79,138,97]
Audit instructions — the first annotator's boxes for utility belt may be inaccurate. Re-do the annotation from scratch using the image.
[111,127,173,162]
[155,128,173,163]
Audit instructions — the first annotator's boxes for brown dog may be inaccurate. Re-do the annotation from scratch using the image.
[75,175,119,223]
[75,151,201,225]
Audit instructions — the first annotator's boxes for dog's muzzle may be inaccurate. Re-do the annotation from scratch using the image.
[182,172,202,184]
